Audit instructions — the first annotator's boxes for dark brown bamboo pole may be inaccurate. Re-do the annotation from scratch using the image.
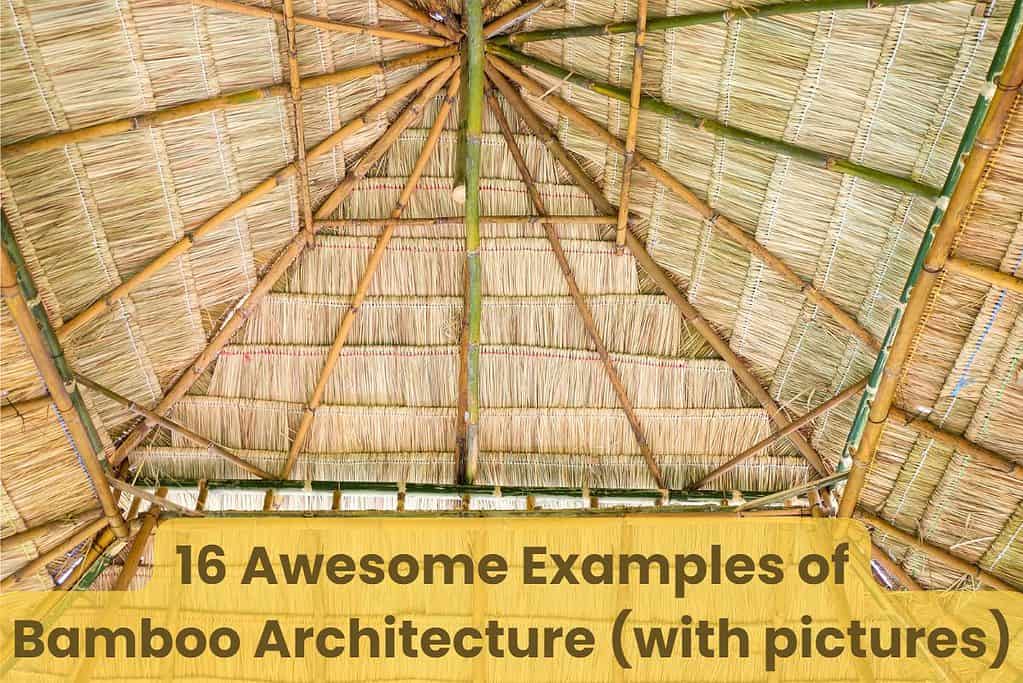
[282,0,315,236]
[839,39,1023,517]
[483,0,551,38]
[76,375,275,480]
[378,0,462,41]
[616,0,648,249]
[55,58,454,342]
[0,516,108,590]
[315,215,618,228]
[856,510,1017,591]
[0,248,129,539]
[1,46,455,159]
[488,53,880,352]
[105,477,201,517]
[196,480,209,512]
[1,509,102,554]
[944,257,1023,294]
[0,394,51,418]
[485,82,665,489]
[692,377,868,489]
[281,70,461,477]
[871,544,922,591]
[485,61,829,475]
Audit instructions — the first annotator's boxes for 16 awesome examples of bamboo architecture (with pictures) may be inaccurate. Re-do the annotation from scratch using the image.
[0,0,1021,596]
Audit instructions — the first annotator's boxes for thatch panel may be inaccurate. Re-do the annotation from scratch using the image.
[808,354,876,471]
[322,220,609,240]
[278,236,639,296]
[770,316,852,410]
[878,428,955,531]
[980,503,1023,590]
[204,9,281,92]
[224,99,292,189]
[1,307,45,404]
[964,310,1023,462]
[0,0,62,145]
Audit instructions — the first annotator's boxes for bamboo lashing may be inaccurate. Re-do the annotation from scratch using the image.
[870,545,922,591]
[485,61,830,475]
[0,394,51,419]
[615,0,648,249]
[484,82,665,489]
[0,516,110,590]
[280,70,462,478]
[692,378,868,489]
[53,58,453,342]
[281,0,315,236]
[944,256,1023,294]
[1,509,103,552]
[75,375,275,480]
[378,0,462,41]
[188,0,449,46]
[838,21,1023,517]
[486,52,881,352]
[0,46,456,159]
[104,477,202,517]
[315,215,618,228]
[110,60,457,465]
[483,0,552,38]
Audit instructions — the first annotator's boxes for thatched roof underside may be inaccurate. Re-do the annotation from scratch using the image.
[0,0,1020,592]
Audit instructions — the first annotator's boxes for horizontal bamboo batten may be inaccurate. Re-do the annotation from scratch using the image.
[378,0,462,41]
[55,58,454,342]
[1,46,456,159]
[485,82,664,489]
[490,0,948,45]
[315,215,618,228]
[188,0,449,46]
[944,257,1023,293]
[487,53,881,352]
[1,509,103,549]
[485,60,827,477]
[0,516,109,590]
[161,507,811,519]
[838,12,1023,517]
[483,0,552,38]
[0,394,51,418]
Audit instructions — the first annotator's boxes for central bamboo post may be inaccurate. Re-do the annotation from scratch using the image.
[616,0,648,249]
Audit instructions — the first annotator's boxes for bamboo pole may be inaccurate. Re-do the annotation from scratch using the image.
[838,15,1023,517]
[871,544,922,591]
[856,511,1017,591]
[281,0,315,236]
[452,56,469,204]
[105,477,202,517]
[315,215,618,228]
[160,506,810,519]
[490,0,949,45]
[487,52,882,352]
[692,377,868,489]
[75,375,275,480]
[281,70,460,478]
[944,256,1023,294]
[56,58,453,343]
[615,0,648,249]
[0,394,51,418]
[188,0,449,45]
[483,0,552,38]
[1,510,103,554]
[378,0,462,41]
[485,61,830,475]
[111,488,166,591]
[735,471,847,512]
[485,83,665,489]
[1,46,455,159]
[1,516,108,590]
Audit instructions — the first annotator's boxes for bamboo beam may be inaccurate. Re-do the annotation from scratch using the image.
[487,52,881,352]
[944,256,1023,294]
[105,477,202,517]
[76,375,275,480]
[0,394,51,418]
[735,471,847,512]
[160,506,810,519]
[52,58,453,343]
[188,0,449,46]
[1,516,108,590]
[1,509,103,552]
[615,0,648,249]
[871,544,922,591]
[0,46,455,159]
[485,82,664,488]
[315,215,618,228]
[692,377,868,489]
[111,487,166,591]
[0,226,129,540]
[485,61,830,475]
[110,61,457,466]
[490,0,948,45]
[281,0,315,236]
[462,0,485,483]
[483,0,551,38]
[838,14,1023,517]
[856,510,1017,591]
[281,70,461,478]
[378,0,462,41]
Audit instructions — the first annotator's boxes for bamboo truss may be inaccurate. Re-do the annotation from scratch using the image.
[111,487,166,591]
[281,0,314,236]
[944,256,1023,294]
[484,82,664,489]
[616,0,648,249]
[838,13,1023,517]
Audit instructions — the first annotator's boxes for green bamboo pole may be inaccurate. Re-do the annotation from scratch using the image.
[463,0,485,483]
[486,44,940,198]
[490,0,949,45]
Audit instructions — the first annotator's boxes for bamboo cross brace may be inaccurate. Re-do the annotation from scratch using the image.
[188,0,450,46]
[483,0,553,38]
[0,46,456,159]
[378,0,462,41]
[55,58,453,343]
[692,377,868,489]
[108,64,454,464]
[490,0,951,45]
[281,0,315,236]
[485,61,830,476]
[0,516,110,591]
[944,256,1023,294]
[105,477,202,517]
[485,82,665,489]
[76,375,275,480]
[487,53,880,352]
[616,0,648,249]
[280,70,461,478]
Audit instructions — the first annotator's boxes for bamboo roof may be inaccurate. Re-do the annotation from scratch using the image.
[0,0,1020,593]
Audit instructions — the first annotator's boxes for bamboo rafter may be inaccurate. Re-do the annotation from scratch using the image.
[281,0,315,236]
[616,0,649,249]
[487,51,882,352]
[484,80,665,489]
[944,256,1023,293]
[281,69,461,478]
[1,509,103,552]
[485,60,830,476]
[378,0,462,41]
[483,0,553,38]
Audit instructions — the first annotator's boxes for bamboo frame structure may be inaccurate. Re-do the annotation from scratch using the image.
[735,471,847,512]
[944,257,1023,294]
[281,0,315,236]
[281,71,461,478]
[615,0,648,249]
[489,0,949,45]
[111,487,166,591]
[692,378,868,489]
[315,215,618,229]
[162,507,810,519]
[485,61,830,475]
[189,0,449,46]
[0,46,456,159]
[105,477,202,518]
[486,52,881,352]
[378,0,462,41]
[483,0,551,38]
[0,394,51,418]
[838,14,1023,517]
[0,516,109,590]
[485,83,664,489]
